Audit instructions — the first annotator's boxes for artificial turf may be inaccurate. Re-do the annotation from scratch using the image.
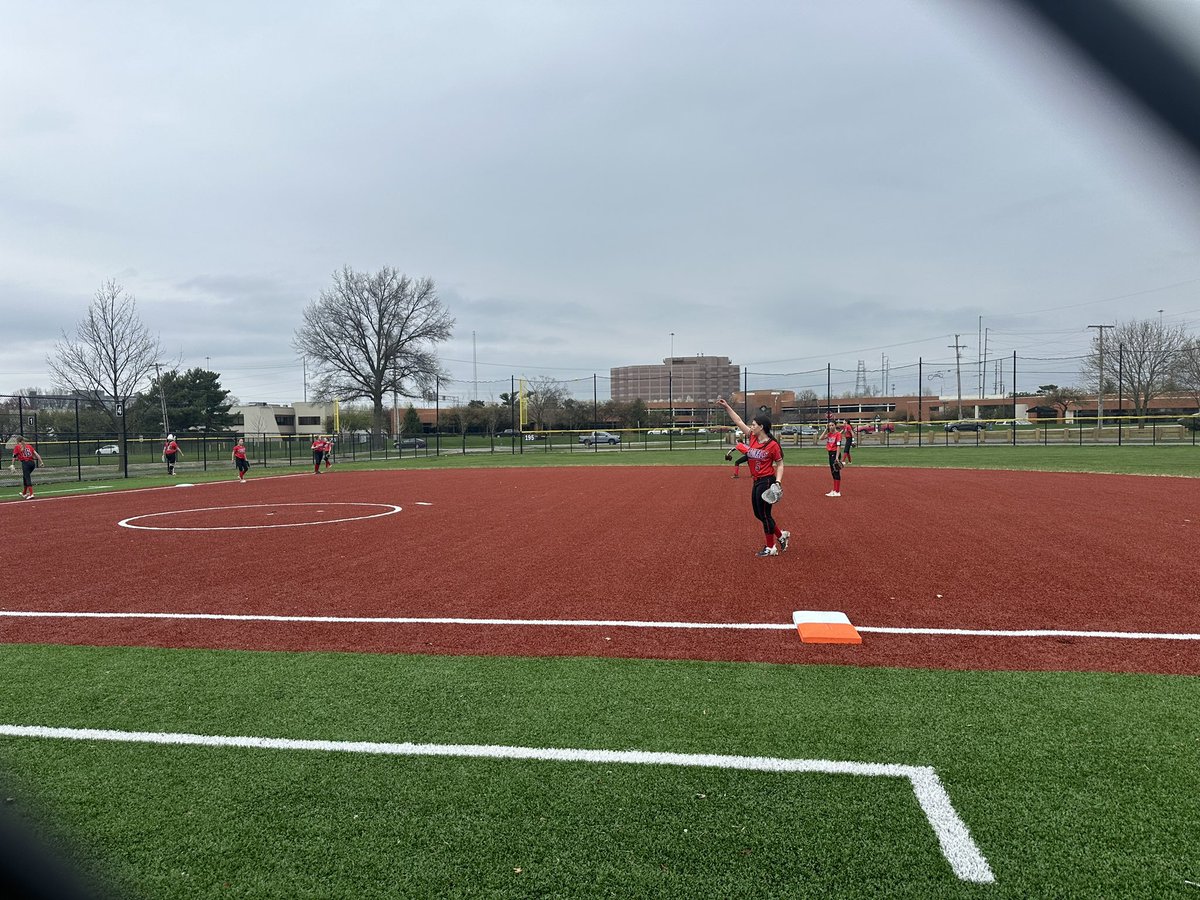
[2,644,1197,898]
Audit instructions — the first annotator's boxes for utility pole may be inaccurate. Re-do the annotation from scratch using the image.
[1088,324,1114,430]
[153,361,171,437]
[949,335,965,418]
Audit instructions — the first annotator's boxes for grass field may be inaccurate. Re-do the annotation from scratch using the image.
[2,448,1198,898]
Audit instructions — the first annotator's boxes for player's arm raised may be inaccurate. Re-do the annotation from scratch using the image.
[716,397,750,434]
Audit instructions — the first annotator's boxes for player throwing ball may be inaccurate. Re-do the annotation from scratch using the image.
[716,397,789,557]
[824,421,844,496]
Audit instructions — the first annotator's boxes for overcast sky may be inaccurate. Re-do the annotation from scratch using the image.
[4,0,1200,406]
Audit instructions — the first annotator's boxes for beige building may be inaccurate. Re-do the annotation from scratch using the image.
[611,356,740,404]
[232,402,333,437]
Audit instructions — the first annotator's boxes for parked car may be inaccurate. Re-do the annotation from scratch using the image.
[858,422,895,435]
[580,430,621,446]
[1180,414,1200,431]
[944,420,989,432]
[95,444,121,455]
[495,429,521,438]
[394,437,427,449]
[780,425,820,436]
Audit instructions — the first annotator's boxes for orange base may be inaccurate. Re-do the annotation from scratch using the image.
[792,610,862,644]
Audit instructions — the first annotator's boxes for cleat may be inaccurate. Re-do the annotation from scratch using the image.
[825,491,839,497]
[779,531,790,552]
[756,545,779,557]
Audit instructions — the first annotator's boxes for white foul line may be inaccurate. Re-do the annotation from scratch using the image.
[0,723,995,884]
[0,609,1197,640]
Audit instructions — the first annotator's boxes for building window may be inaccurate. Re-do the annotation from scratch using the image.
[275,415,296,427]
[298,416,321,425]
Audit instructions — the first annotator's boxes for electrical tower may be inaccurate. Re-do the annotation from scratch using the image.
[854,360,868,396]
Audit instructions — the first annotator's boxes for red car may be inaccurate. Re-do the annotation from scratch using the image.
[857,422,895,434]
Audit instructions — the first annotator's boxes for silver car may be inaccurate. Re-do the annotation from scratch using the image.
[580,430,621,446]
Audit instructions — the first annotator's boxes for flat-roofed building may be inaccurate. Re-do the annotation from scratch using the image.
[611,356,740,404]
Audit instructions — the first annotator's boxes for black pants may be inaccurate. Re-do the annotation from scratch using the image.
[828,451,841,478]
[235,458,249,474]
[751,476,778,537]
[21,460,35,489]
[165,452,177,472]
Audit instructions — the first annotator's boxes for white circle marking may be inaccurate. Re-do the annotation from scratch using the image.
[118,502,403,532]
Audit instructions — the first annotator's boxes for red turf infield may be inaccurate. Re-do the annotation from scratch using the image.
[2,466,1197,675]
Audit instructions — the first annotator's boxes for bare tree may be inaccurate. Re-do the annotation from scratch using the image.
[48,280,163,432]
[294,267,454,436]
[522,376,567,431]
[1037,384,1084,421]
[1177,340,1200,407]
[1081,318,1189,422]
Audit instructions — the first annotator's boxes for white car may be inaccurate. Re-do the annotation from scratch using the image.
[580,430,621,446]
[95,444,120,456]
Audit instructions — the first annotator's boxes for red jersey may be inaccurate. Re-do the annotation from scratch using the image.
[311,438,327,452]
[163,440,180,455]
[13,444,35,463]
[825,431,841,452]
[233,444,247,460]
[745,435,782,479]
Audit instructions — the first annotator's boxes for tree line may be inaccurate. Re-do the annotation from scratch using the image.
[8,267,1200,443]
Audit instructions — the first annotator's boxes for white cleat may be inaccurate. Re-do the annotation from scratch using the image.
[778,531,790,552]
[825,491,841,497]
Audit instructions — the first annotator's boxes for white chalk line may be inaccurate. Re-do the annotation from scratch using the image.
[0,609,1196,641]
[117,502,403,531]
[0,723,994,884]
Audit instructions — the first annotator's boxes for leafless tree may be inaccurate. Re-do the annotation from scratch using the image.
[522,376,568,431]
[1037,384,1084,421]
[294,267,454,436]
[1177,340,1200,407]
[1081,318,1189,422]
[48,280,162,432]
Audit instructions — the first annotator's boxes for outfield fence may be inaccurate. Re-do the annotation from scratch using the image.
[3,416,1197,486]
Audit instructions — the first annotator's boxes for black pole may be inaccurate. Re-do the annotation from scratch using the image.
[1011,352,1018,446]
[121,398,129,479]
[917,357,923,447]
[74,399,81,481]
[17,396,23,437]
[826,364,832,421]
[1117,345,1124,446]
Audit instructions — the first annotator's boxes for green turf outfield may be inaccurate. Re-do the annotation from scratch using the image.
[1,645,1198,898]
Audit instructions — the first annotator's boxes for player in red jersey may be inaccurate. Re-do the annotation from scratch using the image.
[322,435,333,469]
[840,419,855,465]
[10,437,44,500]
[824,421,844,497]
[723,445,749,478]
[232,438,250,482]
[717,397,789,557]
[162,434,182,475]
[311,435,327,474]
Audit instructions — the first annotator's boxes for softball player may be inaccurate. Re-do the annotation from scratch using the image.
[11,438,43,500]
[232,439,250,482]
[717,398,790,557]
[824,422,844,496]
